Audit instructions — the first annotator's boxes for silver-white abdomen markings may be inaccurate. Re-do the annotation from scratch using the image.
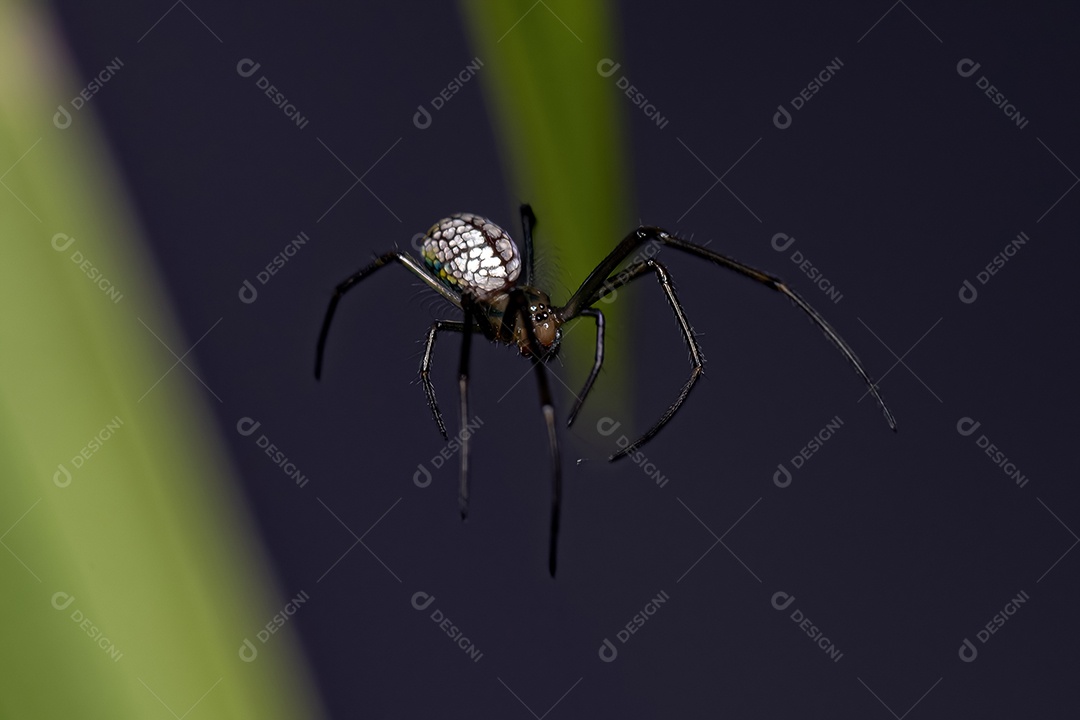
[421,213,522,294]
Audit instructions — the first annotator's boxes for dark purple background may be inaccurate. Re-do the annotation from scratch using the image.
[54,2,1079,717]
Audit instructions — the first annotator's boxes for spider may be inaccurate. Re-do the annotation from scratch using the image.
[315,205,896,576]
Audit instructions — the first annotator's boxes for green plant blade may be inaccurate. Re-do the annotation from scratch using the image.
[0,2,324,717]
[458,0,632,424]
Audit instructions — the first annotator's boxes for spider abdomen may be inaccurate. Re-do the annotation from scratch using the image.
[421,213,521,295]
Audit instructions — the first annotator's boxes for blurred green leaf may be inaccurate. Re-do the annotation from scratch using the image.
[0,2,324,717]
[459,0,632,423]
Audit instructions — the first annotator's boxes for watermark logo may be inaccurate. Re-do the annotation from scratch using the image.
[595,240,661,305]
[237,59,310,130]
[956,417,1029,488]
[958,589,1030,662]
[958,231,1029,304]
[773,416,843,488]
[596,417,669,488]
[51,233,124,304]
[956,58,1030,130]
[771,591,843,663]
[598,589,670,662]
[238,230,311,304]
[237,417,309,488]
[54,415,124,487]
[411,591,483,663]
[51,591,123,662]
[54,57,124,129]
[413,58,484,130]
[239,590,310,662]
[597,59,669,130]
[414,416,483,488]
[773,57,843,130]
[770,233,843,304]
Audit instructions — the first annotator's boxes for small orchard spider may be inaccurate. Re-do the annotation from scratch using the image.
[315,205,895,576]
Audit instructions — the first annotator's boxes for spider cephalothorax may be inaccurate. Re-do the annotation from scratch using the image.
[485,287,562,356]
[315,204,896,576]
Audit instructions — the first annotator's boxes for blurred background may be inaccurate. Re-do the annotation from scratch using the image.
[3,1,1078,717]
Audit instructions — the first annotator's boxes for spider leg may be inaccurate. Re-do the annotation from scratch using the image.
[520,204,537,287]
[565,308,605,428]
[504,288,562,577]
[315,251,462,379]
[558,228,896,432]
[457,295,477,521]
[594,259,703,461]
[419,320,471,441]
[539,369,562,578]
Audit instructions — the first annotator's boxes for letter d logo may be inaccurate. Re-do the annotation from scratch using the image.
[239,638,258,662]
[773,463,792,488]
[956,417,981,437]
[54,463,72,488]
[51,233,75,252]
[413,464,432,488]
[53,106,72,129]
[771,233,796,252]
[413,105,432,130]
[956,58,981,78]
[596,417,621,437]
[596,58,621,78]
[236,58,261,78]
[771,591,796,611]
[773,104,792,130]
[52,591,75,611]
[237,417,261,436]
[239,279,258,304]
[411,591,436,611]
[958,279,978,304]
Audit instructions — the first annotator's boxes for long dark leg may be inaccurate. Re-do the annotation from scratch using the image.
[316,251,462,379]
[520,204,537,287]
[419,320,468,440]
[594,260,704,461]
[504,288,562,577]
[558,228,897,431]
[457,296,476,520]
[541,380,561,578]
[566,308,605,428]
